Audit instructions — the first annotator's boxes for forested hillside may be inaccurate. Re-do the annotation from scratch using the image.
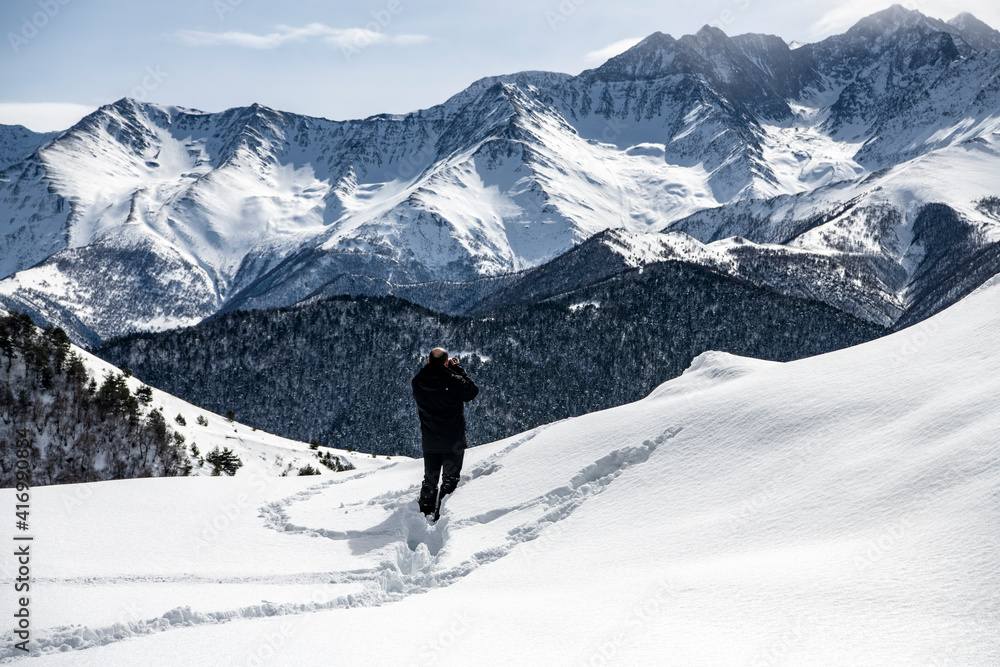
[1,312,188,486]
[96,261,886,456]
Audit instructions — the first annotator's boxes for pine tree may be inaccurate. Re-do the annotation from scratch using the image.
[136,384,154,404]
[205,446,243,476]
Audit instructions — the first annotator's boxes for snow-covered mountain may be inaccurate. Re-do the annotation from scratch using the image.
[0,125,57,172]
[3,5,1000,342]
[4,247,998,665]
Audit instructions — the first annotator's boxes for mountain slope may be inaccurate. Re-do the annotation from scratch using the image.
[668,135,1000,325]
[6,252,999,665]
[0,124,58,171]
[2,7,1000,342]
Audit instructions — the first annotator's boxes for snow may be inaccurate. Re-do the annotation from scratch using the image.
[758,109,868,195]
[567,300,600,311]
[38,104,330,278]
[5,28,1000,342]
[3,270,999,664]
[0,89,728,340]
[666,126,1000,320]
[779,134,1000,263]
[0,126,58,173]
[601,228,731,269]
[67,342,397,481]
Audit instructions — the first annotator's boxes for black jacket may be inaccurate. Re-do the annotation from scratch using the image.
[412,362,479,453]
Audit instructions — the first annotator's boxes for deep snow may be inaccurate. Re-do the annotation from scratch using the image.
[2,275,1000,664]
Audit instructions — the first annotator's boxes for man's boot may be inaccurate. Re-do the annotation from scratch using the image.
[418,481,438,517]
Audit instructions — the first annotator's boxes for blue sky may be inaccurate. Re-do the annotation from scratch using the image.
[2,0,999,131]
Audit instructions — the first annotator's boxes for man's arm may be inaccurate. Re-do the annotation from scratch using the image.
[447,362,479,402]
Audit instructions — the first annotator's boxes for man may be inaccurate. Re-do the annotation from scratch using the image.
[411,347,479,520]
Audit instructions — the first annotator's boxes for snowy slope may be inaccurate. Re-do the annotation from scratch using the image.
[0,90,719,342]
[3,8,1000,342]
[669,131,1000,325]
[71,338,393,480]
[0,125,58,172]
[4,270,999,664]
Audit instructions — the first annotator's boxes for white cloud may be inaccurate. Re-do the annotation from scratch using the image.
[0,103,97,132]
[584,37,643,65]
[319,27,389,49]
[176,23,429,51]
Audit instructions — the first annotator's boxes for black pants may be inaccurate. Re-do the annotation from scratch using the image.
[419,450,464,516]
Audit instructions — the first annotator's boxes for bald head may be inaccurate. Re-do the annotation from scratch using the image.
[429,347,448,366]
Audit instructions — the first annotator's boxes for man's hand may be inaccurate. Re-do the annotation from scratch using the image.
[445,356,468,377]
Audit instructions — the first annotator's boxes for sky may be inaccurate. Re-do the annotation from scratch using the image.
[1,0,999,131]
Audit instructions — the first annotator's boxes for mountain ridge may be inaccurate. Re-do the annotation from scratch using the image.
[2,7,1000,343]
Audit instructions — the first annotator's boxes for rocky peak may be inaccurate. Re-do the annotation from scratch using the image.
[948,12,1000,51]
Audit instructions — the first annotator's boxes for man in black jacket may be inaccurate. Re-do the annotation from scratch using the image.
[412,347,479,519]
